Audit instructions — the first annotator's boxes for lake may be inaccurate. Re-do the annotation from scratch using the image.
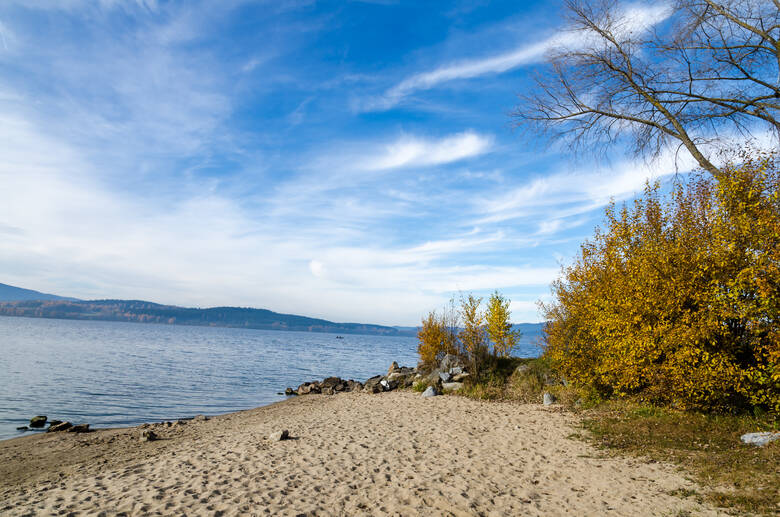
[0,315,542,440]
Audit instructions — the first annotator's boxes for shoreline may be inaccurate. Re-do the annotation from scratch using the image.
[0,390,727,516]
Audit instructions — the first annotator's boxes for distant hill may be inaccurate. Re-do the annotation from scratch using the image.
[0,283,79,302]
[0,282,546,339]
[0,298,411,336]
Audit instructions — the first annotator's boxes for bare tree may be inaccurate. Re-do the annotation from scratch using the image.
[515,0,779,177]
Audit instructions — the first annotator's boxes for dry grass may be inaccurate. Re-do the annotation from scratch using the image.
[581,403,779,516]
[456,357,779,515]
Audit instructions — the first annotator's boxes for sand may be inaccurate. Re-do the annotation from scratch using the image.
[0,391,727,516]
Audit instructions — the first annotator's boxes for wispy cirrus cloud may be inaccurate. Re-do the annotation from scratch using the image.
[362,3,673,111]
[360,131,493,171]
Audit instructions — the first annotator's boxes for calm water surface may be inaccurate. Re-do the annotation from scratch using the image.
[0,315,542,441]
[0,316,421,441]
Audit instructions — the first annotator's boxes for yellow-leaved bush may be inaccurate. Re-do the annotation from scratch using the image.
[541,153,779,412]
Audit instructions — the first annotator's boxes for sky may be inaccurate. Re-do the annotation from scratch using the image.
[0,0,699,325]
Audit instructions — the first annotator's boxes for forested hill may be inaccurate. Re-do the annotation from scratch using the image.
[0,299,411,336]
[0,283,79,302]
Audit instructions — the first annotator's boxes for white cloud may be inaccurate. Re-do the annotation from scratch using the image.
[360,131,493,171]
[364,2,673,111]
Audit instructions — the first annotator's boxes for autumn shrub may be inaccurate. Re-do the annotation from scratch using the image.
[417,309,458,368]
[542,152,779,412]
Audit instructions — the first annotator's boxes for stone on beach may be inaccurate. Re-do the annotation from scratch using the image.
[67,424,90,433]
[543,392,556,406]
[193,415,209,422]
[740,432,780,447]
[47,422,73,433]
[442,382,463,392]
[268,429,289,441]
[421,386,439,398]
[140,429,158,442]
[29,416,47,428]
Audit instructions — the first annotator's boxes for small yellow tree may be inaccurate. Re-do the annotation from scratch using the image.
[459,294,487,373]
[486,291,520,357]
[417,310,457,367]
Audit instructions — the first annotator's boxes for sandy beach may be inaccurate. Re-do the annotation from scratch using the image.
[0,391,727,516]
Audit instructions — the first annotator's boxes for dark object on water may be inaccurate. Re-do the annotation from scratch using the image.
[336,335,344,339]
[29,416,47,428]
[16,426,28,431]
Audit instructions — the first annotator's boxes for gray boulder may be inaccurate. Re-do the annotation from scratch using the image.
[543,392,556,406]
[67,424,90,433]
[740,432,780,447]
[364,376,384,393]
[269,429,289,441]
[515,364,531,376]
[449,366,464,376]
[442,382,464,392]
[440,354,465,371]
[452,372,470,382]
[29,416,47,428]
[438,371,452,383]
[322,387,335,395]
[421,386,439,398]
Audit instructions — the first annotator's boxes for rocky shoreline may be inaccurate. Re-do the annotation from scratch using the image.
[284,354,471,398]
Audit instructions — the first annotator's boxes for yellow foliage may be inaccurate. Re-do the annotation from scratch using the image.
[459,294,487,373]
[417,310,458,366]
[541,152,780,412]
[486,290,520,358]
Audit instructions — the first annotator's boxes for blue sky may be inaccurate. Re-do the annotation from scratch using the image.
[0,0,695,325]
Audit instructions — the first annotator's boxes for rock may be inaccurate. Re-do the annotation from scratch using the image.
[452,372,470,382]
[48,422,73,433]
[364,376,384,394]
[29,416,47,428]
[48,420,63,427]
[269,429,289,441]
[515,364,531,375]
[421,386,439,398]
[388,361,399,374]
[442,382,464,392]
[67,424,90,433]
[543,392,556,406]
[440,354,465,371]
[740,432,780,447]
[322,387,335,395]
[449,366,464,376]
[285,387,296,396]
[193,414,209,422]
[16,426,28,431]
[321,377,343,388]
[438,371,452,383]
[140,429,157,442]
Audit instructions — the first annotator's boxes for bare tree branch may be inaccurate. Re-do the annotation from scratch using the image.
[514,0,780,177]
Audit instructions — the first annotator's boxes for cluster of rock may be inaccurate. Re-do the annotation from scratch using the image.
[17,415,90,434]
[284,355,472,399]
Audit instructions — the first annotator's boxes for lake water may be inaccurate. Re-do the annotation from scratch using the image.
[0,315,542,441]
